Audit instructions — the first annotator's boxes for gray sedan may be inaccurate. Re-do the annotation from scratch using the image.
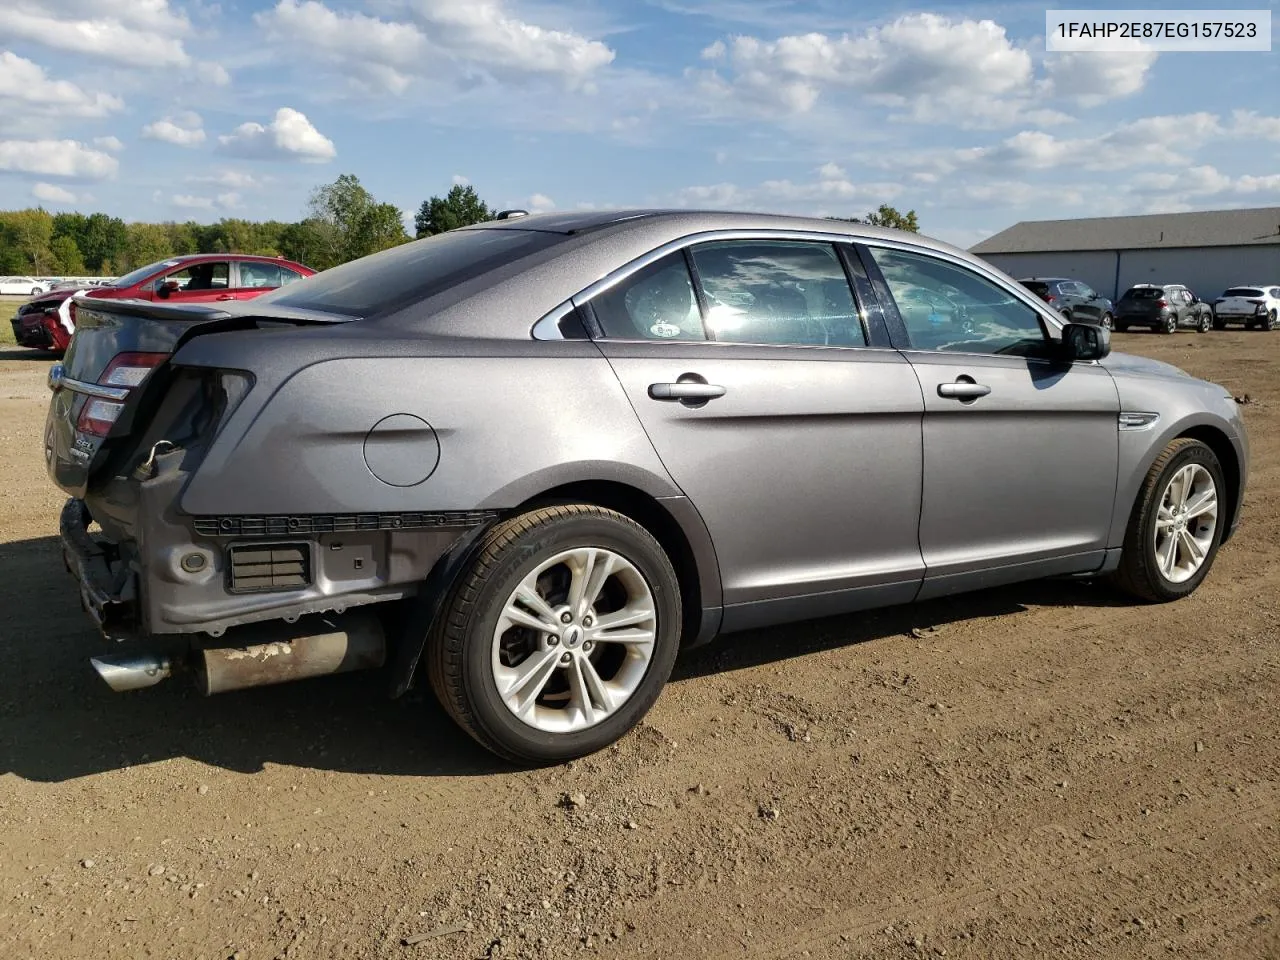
[45,210,1249,763]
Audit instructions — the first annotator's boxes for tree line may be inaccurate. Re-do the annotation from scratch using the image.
[0,175,918,276]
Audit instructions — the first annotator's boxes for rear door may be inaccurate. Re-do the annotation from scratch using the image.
[227,261,302,300]
[858,243,1120,598]
[1071,282,1104,322]
[584,236,926,627]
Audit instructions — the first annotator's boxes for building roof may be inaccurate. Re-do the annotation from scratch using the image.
[971,206,1280,254]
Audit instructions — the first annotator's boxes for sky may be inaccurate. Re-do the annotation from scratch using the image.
[0,0,1278,248]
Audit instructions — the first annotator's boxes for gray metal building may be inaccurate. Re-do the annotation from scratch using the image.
[970,206,1280,301]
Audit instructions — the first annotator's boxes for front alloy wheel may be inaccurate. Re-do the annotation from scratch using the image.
[426,504,681,764]
[1197,312,1212,333]
[1112,438,1225,602]
[1100,313,1114,330]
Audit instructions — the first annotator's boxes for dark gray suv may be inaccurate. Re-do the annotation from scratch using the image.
[1115,284,1214,334]
[1018,277,1115,328]
[45,210,1249,763]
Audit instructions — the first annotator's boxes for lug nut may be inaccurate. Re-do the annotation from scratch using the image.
[547,636,559,646]
[582,640,593,652]
[583,615,593,627]
[560,652,572,665]
[560,612,572,624]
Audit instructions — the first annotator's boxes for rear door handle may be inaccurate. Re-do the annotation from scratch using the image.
[648,382,726,402]
[937,381,991,400]
[216,294,237,301]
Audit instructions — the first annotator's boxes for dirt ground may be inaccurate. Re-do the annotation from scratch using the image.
[0,325,1276,960]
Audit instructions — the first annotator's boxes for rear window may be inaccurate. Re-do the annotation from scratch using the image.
[256,229,566,318]
[1020,281,1051,296]
[1122,287,1163,299]
[1222,287,1264,298]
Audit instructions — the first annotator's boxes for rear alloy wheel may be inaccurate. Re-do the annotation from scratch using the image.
[1161,314,1178,334]
[1197,312,1212,333]
[30,287,39,296]
[427,505,681,764]
[1112,438,1224,602]
[1100,313,1114,330]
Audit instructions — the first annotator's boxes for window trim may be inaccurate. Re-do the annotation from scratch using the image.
[562,229,886,350]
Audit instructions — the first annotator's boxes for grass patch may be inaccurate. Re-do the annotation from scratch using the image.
[0,301,18,347]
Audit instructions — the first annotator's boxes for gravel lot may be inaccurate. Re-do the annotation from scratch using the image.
[0,322,1276,960]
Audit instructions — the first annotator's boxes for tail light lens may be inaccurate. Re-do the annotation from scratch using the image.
[1156,299,1169,308]
[1044,295,1057,304]
[75,351,168,437]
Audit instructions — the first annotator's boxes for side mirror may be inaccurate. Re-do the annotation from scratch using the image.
[156,279,180,299]
[1061,321,1110,362]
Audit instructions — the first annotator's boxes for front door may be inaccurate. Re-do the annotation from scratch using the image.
[583,238,927,628]
[859,244,1120,599]
[149,261,235,303]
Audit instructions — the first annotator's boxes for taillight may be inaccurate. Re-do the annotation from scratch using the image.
[1044,295,1057,304]
[1156,299,1169,308]
[75,351,168,437]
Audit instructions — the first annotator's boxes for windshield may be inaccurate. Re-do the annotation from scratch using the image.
[1223,287,1263,298]
[1122,287,1163,300]
[110,259,182,288]
[256,228,568,318]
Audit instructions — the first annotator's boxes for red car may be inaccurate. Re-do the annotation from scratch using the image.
[10,253,315,353]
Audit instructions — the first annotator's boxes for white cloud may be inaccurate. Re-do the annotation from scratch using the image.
[451,173,470,186]
[1128,165,1280,204]
[93,135,124,151]
[171,193,215,209]
[186,169,266,189]
[0,52,124,126]
[216,107,336,162]
[142,112,206,147]
[216,191,242,208]
[1043,45,1158,106]
[1229,109,1280,141]
[676,168,903,214]
[195,61,231,86]
[0,138,118,179]
[0,0,192,68]
[528,192,556,212]
[254,0,614,95]
[32,181,79,204]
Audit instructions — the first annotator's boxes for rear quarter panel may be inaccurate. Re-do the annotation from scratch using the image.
[174,332,684,516]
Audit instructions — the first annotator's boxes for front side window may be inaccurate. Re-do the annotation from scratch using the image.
[689,240,866,347]
[164,262,230,291]
[592,253,705,341]
[868,246,1047,356]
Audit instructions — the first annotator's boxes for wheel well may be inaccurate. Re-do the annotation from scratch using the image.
[515,481,704,644]
[1178,426,1241,537]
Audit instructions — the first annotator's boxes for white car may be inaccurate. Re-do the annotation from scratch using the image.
[1213,284,1280,331]
[0,276,49,296]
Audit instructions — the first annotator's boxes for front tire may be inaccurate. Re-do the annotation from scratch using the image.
[1100,312,1114,330]
[426,505,682,764]
[1197,311,1212,333]
[1264,309,1277,332]
[1111,438,1225,602]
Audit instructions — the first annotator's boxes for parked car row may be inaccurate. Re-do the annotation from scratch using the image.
[1018,277,1280,334]
[9,254,313,353]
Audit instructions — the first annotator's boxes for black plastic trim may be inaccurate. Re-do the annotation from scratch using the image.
[193,511,500,538]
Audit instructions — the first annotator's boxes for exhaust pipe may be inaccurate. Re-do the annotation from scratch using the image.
[90,653,172,692]
[196,611,386,696]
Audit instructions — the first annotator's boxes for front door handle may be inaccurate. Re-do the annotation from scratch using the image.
[216,294,237,301]
[649,382,727,402]
[937,381,991,400]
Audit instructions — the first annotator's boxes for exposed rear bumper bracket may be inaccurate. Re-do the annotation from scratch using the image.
[59,498,138,641]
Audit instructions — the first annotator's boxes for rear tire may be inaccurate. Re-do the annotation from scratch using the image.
[1111,438,1225,603]
[30,288,39,297]
[426,504,682,765]
[1161,315,1178,334]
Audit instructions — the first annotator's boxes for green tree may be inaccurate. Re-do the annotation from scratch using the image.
[124,222,174,271]
[0,209,57,273]
[305,174,410,268]
[80,213,129,273]
[414,184,492,238]
[51,234,86,274]
[830,204,920,233]
[278,218,339,269]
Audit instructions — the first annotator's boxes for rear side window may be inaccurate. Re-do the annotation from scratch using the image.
[1223,287,1264,297]
[689,240,866,346]
[592,253,706,341]
[1020,280,1051,297]
[1123,287,1163,299]
[257,229,566,318]
[238,262,286,288]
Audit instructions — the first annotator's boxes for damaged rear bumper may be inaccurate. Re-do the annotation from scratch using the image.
[59,497,138,640]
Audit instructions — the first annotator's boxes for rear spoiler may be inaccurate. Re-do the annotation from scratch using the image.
[72,296,350,326]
